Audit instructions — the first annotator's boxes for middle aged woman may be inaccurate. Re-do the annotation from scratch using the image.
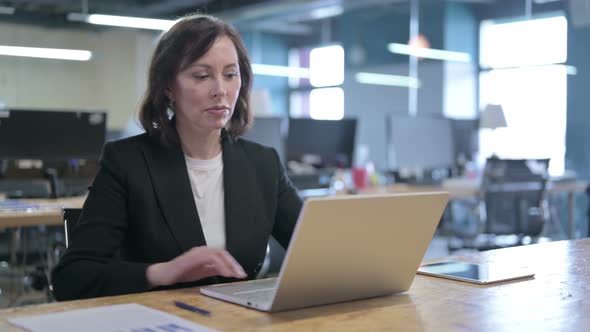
[51,14,303,301]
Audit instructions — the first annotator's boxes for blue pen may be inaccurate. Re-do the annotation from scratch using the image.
[174,301,211,316]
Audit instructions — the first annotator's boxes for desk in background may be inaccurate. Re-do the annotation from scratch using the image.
[0,196,85,229]
[0,196,86,305]
[0,238,588,331]
[0,195,85,267]
[360,179,589,239]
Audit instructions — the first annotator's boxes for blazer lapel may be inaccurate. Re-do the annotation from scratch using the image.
[222,135,259,263]
[140,138,206,253]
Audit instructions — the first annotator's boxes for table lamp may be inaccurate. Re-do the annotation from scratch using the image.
[480,103,507,157]
[480,104,507,130]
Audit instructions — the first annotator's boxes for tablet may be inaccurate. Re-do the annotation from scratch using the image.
[417,261,535,284]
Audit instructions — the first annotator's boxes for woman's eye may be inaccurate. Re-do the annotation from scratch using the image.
[225,72,239,78]
[192,74,208,80]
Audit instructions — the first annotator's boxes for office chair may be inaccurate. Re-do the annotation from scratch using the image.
[257,236,286,279]
[457,158,550,251]
[62,208,82,248]
[44,208,81,302]
[482,158,549,234]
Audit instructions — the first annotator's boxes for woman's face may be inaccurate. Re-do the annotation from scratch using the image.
[168,35,241,134]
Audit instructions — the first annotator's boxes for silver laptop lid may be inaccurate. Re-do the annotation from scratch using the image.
[269,192,449,311]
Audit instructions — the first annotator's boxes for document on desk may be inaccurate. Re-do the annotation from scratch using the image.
[8,303,219,332]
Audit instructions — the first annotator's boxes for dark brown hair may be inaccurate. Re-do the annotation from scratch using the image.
[139,14,253,146]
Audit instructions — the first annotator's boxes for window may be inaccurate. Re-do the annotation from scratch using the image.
[289,45,345,120]
[309,87,344,120]
[479,15,568,176]
[309,45,344,87]
[480,16,567,69]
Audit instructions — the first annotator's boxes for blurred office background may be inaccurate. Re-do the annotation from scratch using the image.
[1,0,589,307]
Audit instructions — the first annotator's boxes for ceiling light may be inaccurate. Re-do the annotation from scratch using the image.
[68,13,176,31]
[0,45,92,61]
[310,5,343,20]
[355,72,420,88]
[0,6,15,15]
[251,64,310,78]
[388,43,472,63]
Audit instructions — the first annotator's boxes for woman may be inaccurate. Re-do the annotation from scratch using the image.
[52,14,303,301]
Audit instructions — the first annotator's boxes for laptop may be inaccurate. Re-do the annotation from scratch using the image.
[200,192,449,312]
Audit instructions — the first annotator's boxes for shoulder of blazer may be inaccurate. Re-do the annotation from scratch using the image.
[103,132,280,171]
[231,136,279,162]
[102,132,155,154]
[222,136,283,196]
[100,133,180,165]
[105,133,274,155]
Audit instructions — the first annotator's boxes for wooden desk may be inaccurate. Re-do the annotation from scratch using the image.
[0,196,85,228]
[0,196,86,279]
[359,179,588,199]
[361,180,588,239]
[1,238,588,331]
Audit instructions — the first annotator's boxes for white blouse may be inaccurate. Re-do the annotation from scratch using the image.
[184,152,226,249]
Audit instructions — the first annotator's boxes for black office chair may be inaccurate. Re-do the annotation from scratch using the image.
[257,236,286,278]
[45,208,81,301]
[62,208,82,248]
[482,158,549,235]
[457,158,550,250]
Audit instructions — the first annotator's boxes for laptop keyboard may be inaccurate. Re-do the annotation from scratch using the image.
[234,288,275,304]
[231,279,277,304]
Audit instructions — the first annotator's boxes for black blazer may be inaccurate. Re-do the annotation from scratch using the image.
[52,132,302,301]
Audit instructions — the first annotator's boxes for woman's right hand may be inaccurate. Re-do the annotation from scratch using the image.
[146,246,247,288]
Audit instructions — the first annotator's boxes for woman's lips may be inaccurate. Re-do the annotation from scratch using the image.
[206,106,228,115]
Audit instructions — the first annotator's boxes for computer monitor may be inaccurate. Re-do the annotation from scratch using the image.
[388,116,454,170]
[450,119,479,161]
[286,118,357,169]
[0,109,107,160]
[242,117,285,162]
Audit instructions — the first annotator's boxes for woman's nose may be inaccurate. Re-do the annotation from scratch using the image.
[210,80,228,98]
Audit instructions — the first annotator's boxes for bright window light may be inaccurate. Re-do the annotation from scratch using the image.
[479,66,567,176]
[309,45,344,87]
[479,15,568,176]
[0,45,92,61]
[480,16,567,69]
[309,87,344,120]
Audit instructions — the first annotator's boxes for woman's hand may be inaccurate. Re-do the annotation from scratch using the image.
[146,246,247,288]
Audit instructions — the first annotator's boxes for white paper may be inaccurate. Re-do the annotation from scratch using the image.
[8,303,219,332]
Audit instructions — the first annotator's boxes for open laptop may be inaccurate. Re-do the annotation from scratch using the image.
[200,192,449,312]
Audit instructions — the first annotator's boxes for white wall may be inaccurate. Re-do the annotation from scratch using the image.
[0,22,158,129]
